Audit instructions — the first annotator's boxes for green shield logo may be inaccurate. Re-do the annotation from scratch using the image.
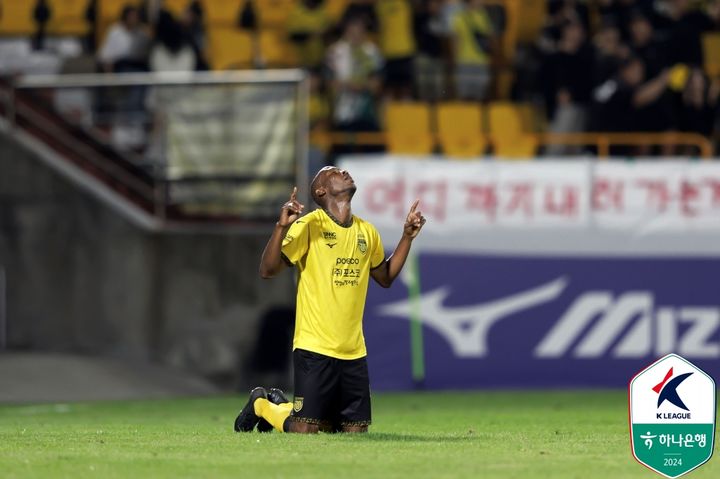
[629,354,716,478]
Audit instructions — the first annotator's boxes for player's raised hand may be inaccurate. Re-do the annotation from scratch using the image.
[279,186,305,227]
[403,199,426,239]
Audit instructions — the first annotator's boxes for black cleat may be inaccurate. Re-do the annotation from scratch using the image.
[234,387,267,432]
[257,388,290,433]
[267,387,289,405]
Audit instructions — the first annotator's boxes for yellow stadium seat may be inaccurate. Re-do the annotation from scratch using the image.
[255,0,294,29]
[436,102,486,158]
[385,102,434,155]
[488,102,538,158]
[513,0,546,43]
[259,29,297,67]
[100,0,141,21]
[703,33,720,78]
[202,0,243,27]
[209,27,253,70]
[0,0,35,35]
[48,0,89,36]
[163,0,191,16]
[325,0,348,21]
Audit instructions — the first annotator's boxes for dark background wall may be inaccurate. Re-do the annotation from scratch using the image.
[0,131,295,389]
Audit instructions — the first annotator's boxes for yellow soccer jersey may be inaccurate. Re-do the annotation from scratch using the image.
[281,209,385,360]
[452,9,494,65]
[376,0,416,59]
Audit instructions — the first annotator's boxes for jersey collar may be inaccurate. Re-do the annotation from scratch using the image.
[321,208,354,228]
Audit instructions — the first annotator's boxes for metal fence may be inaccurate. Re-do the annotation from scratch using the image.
[1,70,309,221]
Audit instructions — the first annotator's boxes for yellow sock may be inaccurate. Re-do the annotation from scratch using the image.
[254,399,292,432]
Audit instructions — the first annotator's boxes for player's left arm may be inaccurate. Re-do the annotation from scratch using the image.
[370,199,426,288]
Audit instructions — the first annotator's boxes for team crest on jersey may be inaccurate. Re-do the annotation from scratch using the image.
[357,234,367,254]
[293,397,304,413]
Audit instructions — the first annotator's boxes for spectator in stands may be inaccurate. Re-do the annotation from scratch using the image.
[84,0,98,53]
[592,56,674,154]
[140,0,159,24]
[238,0,258,31]
[628,9,666,78]
[707,0,720,28]
[179,1,209,70]
[597,0,655,40]
[660,0,715,66]
[545,21,595,155]
[413,0,450,101]
[287,0,332,69]
[541,0,591,49]
[375,0,417,99]
[592,19,629,87]
[145,11,199,162]
[326,16,383,132]
[181,1,206,52]
[440,0,464,30]
[150,11,196,72]
[339,0,378,34]
[679,68,719,138]
[450,0,496,101]
[98,4,151,73]
[33,0,52,51]
[98,5,151,152]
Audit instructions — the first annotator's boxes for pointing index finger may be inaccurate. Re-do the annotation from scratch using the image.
[409,199,420,214]
[290,186,297,201]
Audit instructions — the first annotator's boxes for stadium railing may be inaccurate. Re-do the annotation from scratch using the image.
[313,130,714,159]
[0,70,309,225]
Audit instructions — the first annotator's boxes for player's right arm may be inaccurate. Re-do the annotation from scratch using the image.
[259,187,305,279]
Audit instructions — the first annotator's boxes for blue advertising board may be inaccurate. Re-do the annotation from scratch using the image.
[365,254,720,390]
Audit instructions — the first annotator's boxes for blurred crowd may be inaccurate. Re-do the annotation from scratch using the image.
[3,0,720,154]
[536,0,720,155]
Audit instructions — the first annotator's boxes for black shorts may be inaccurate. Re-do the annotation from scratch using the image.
[291,348,371,429]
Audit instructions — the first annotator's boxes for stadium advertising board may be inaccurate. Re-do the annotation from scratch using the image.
[338,157,720,389]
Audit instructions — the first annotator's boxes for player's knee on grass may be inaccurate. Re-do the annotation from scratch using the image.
[286,420,320,434]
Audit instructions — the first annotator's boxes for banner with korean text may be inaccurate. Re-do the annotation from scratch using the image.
[338,157,720,389]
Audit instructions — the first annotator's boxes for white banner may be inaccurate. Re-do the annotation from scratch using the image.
[338,156,720,256]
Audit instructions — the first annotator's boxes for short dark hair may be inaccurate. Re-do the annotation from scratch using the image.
[120,5,137,24]
[310,173,324,205]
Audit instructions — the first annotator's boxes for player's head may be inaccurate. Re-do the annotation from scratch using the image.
[120,5,140,29]
[310,166,356,206]
[343,17,368,46]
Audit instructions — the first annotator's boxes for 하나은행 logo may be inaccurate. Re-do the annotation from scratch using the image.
[629,354,716,478]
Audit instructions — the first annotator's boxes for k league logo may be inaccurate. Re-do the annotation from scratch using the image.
[654,367,692,414]
[629,354,716,478]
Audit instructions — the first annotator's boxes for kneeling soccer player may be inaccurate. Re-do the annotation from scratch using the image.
[234,166,426,433]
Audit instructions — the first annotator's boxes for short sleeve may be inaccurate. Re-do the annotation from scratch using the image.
[281,219,310,266]
[369,225,385,269]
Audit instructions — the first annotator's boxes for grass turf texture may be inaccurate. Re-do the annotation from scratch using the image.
[1,391,717,479]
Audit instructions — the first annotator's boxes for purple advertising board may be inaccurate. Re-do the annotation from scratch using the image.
[364,254,720,390]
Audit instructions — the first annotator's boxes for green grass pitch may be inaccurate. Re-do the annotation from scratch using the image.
[1,391,717,479]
